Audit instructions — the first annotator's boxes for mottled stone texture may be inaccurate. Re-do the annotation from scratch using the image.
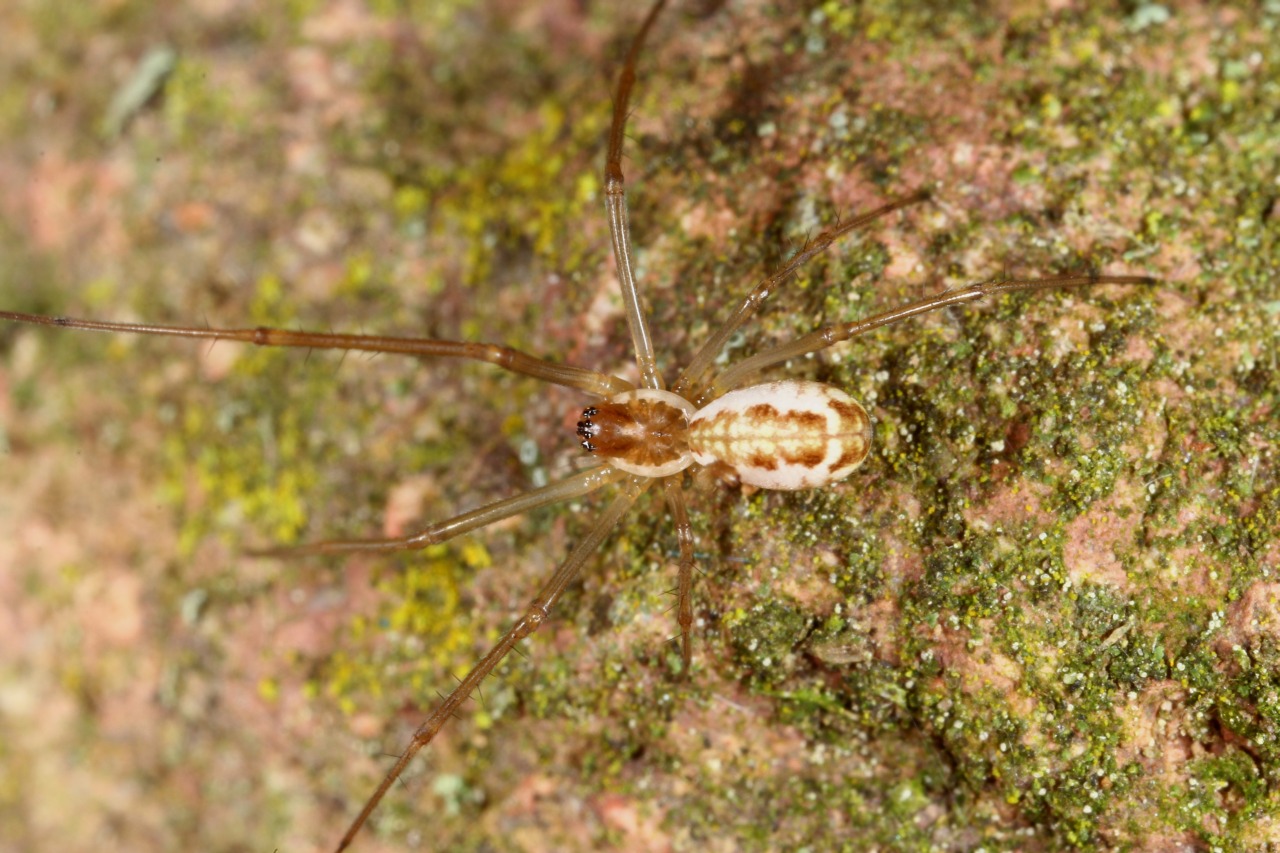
[0,2,1276,851]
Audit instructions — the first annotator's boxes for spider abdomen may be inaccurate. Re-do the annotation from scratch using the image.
[687,380,871,490]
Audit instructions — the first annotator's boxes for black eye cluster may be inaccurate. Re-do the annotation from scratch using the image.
[576,407,600,451]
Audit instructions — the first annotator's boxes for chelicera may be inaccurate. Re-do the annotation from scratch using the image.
[0,1,1155,849]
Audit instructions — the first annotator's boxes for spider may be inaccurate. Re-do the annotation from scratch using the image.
[0,1,1155,849]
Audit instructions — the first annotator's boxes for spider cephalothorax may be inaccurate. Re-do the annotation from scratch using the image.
[576,389,694,475]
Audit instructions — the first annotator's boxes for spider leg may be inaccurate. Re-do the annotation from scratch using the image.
[703,273,1157,397]
[248,466,628,557]
[673,189,930,405]
[662,476,696,672]
[604,0,668,390]
[0,311,629,397]
[334,475,652,853]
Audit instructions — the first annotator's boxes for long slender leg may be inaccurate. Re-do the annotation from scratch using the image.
[0,311,631,398]
[702,274,1157,397]
[661,476,696,671]
[672,190,930,404]
[248,466,628,557]
[334,475,651,853]
[603,0,668,390]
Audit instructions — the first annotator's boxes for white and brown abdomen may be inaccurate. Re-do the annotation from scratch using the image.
[687,380,872,490]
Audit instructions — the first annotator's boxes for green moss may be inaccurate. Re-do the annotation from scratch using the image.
[726,598,810,686]
[162,59,239,148]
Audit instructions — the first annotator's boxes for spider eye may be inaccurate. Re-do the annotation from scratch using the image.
[576,407,603,446]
